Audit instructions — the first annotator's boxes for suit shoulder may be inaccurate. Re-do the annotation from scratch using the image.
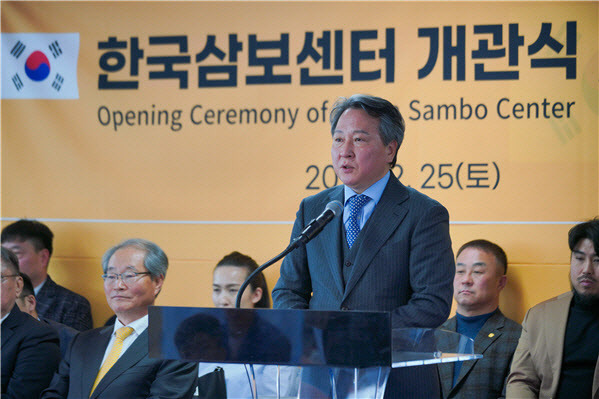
[524,291,572,320]
[502,316,523,331]
[14,311,60,342]
[440,315,456,330]
[404,185,447,210]
[46,277,91,306]
[301,185,343,204]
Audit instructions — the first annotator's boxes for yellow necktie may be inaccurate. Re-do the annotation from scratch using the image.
[89,326,134,397]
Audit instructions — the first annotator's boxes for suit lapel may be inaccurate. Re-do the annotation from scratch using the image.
[90,329,149,399]
[545,292,572,390]
[453,312,504,389]
[437,317,458,396]
[593,355,599,399]
[1,306,21,347]
[83,326,113,397]
[317,188,345,298]
[343,177,409,297]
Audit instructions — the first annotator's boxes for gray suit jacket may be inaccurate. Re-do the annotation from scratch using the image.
[437,310,522,399]
[272,175,455,329]
[41,325,198,399]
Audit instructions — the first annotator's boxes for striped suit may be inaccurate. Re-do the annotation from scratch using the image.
[273,174,455,397]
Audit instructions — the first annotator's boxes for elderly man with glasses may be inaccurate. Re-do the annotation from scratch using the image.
[41,238,198,399]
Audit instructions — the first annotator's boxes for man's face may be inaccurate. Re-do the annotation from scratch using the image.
[1,263,23,318]
[453,247,506,316]
[331,108,397,194]
[1,239,48,285]
[570,238,599,300]
[212,265,262,309]
[104,246,164,324]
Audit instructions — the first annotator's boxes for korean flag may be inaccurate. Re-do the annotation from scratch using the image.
[1,33,79,99]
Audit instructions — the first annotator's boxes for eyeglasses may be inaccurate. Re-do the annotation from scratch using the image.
[1,274,19,283]
[101,271,151,285]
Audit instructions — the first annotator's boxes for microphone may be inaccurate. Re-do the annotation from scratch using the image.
[235,200,343,308]
[290,200,343,249]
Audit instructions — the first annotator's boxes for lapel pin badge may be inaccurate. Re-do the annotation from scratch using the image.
[488,333,495,338]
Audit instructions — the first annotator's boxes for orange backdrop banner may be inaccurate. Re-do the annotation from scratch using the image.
[1,1,597,325]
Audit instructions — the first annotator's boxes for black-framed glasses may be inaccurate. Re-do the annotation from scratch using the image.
[1,274,19,283]
[101,271,151,285]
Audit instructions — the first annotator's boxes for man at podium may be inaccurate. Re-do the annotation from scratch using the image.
[273,94,455,398]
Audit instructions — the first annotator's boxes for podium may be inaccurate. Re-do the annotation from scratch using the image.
[148,306,481,399]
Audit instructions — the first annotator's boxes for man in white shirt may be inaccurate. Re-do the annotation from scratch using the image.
[41,238,198,399]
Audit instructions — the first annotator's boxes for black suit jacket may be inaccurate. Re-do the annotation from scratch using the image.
[42,318,78,359]
[41,325,198,399]
[1,305,61,399]
[437,310,522,399]
[36,275,93,331]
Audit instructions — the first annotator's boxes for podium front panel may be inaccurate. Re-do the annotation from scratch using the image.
[149,306,391,368]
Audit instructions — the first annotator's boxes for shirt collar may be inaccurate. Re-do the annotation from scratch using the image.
[113,314,148,336]
[33,276,48,296]
[344,171,390,205]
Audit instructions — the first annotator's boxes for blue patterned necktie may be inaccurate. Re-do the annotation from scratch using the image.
[346,194,370,248]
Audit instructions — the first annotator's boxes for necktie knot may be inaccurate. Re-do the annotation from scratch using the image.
[346,194,370,248]
[348,194,370,216]
[115,326,134,341]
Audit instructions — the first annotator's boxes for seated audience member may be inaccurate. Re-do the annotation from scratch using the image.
[507,218,599,398]
[211,251,270,309]
[41,238,198,399]
[1,247,61,399]
[1,219,93,330]
[437,240,522,398]
[198,251,297,398]
[16,271,78,358]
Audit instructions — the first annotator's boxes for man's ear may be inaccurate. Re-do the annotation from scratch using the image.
[385,140,398,164]
[39,248,51,269]
[153,275,165,297]
[14,276,23,299]
[25,294,37,315]
[497,274,507,291]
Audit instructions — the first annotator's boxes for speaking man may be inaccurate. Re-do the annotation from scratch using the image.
[506,218,599,398]
[437,240,521,398]
[272,94,455,398]
[1,219,93,331]
[41,238,198,399]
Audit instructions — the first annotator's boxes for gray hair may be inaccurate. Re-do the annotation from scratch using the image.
[1,247,20,274]
[102,238,168,279]
[330,94,405,168]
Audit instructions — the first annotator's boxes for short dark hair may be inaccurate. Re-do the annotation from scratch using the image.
[215,251,270,308]
[568,218,599,255]
[1,247,20,274]
[19,272,35,298]
[1,219,54,256]
[456,239,508,275]
[330,94,405,168]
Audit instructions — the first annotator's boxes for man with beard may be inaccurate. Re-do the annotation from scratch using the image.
[507,218,599,398]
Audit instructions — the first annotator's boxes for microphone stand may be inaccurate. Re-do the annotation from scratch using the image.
[235,241,299,309]
[235,200,342,308]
